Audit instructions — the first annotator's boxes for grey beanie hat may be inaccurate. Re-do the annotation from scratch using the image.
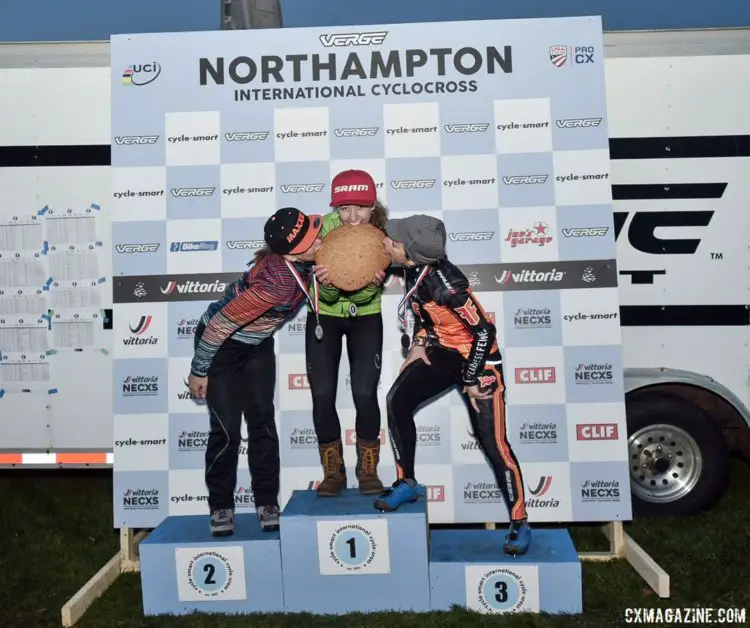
[385,215,447,264]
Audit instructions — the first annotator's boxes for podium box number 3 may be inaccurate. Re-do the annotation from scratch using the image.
[175,546,247,602]
[465,564,540,613]
[316,519,391,575]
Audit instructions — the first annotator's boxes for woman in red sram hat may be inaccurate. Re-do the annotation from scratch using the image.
[306,170,389,497]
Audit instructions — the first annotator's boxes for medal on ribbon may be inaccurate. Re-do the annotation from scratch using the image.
[397,266,429,349]
[285,260,323,341]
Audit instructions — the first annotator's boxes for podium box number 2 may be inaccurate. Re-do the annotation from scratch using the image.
[280,488,431,614]
[139,514,285,615]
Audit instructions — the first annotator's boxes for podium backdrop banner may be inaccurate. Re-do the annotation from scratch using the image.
[110,15,632,528]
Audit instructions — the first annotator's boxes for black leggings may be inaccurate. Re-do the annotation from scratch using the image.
[204,337,279,511]
[305,311,383,445]
[387,345,528,521]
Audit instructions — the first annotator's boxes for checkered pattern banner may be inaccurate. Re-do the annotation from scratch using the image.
[110,16,632,529]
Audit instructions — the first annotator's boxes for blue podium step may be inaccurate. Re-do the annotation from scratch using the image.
[429,529,582,614]
[139,513,285,615]
[279,488,431,614]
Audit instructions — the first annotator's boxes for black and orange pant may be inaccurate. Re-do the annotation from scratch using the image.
[386,344,527,521]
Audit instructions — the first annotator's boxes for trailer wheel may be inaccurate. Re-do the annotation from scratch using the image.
[626,390,729,516]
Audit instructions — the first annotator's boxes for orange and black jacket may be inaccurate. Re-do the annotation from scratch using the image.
[406,258,499,386]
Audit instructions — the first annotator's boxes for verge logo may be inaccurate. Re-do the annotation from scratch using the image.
[502,175,548,185]
[122,488,160,509]
[562,227,609,237]
[444,123,490,133]
[124,316,158,346]
[556,118,602,128]
[449,231,494,242]
[121,62,161,86]
[580,480,620,502]
[574,362,613,384]
[514,367,556,384]
[114,135,159,145]
[280,183,326,194]
[319,31,388,47]
[170,241,218,252]
[576,423,619,440]
[224,131,269,141]
[115,243,160,254]
[334,127,378,138]
[391,179,435,190]
[226,240,265,250]
[170,187,215,198]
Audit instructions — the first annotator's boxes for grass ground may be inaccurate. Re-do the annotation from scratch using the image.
[1,460,749,628]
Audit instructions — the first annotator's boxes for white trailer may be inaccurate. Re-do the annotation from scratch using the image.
[0,29,748,518]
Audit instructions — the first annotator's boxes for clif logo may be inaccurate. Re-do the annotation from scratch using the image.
[576,423,619,441]
[288,374,310,390]
[426,485,446,502]
[514,367,556,384]
[345,429,386,446]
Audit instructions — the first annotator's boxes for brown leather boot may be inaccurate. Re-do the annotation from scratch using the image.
[316,439,347,497]
[356,438,384,495]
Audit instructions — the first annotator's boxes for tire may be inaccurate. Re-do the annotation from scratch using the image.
[626,390,729,517]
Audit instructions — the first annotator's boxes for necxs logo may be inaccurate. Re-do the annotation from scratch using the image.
[114,135,159,145]
[443,123,490,134]
[319,31,388,47]
[224,132,269,142]
[170,188,215,197]
[334,128,378,138]
[281,184,326,194]
[391,179,435,190]
[115,243,160,254]
[556,118,602,129]
[503,175,548,185]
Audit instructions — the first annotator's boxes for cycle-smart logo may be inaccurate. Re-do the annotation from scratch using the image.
[121,62,161,87]
[184,550,235,598]
[477,567,528,612]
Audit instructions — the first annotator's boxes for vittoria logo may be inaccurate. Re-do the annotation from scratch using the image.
[526,475,560,508]
[161,280,227,296]
[580,480,620,502]
[122,375,159,396]
[124,315,158,346]
[122,488,159,509]
[495,268,566,285]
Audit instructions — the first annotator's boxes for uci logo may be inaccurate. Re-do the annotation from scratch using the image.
[121,62,162,87]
